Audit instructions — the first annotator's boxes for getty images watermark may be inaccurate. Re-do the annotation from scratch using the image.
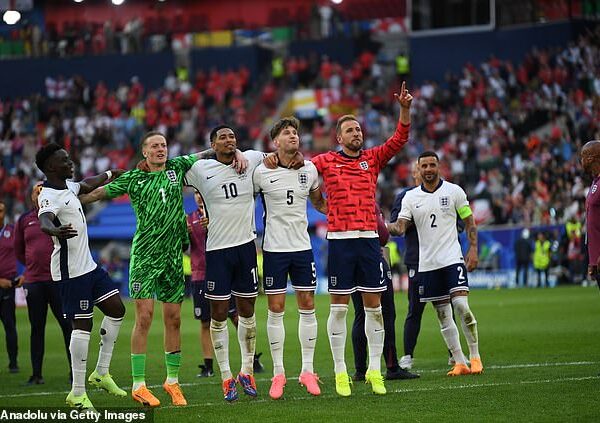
[0,407,154,423]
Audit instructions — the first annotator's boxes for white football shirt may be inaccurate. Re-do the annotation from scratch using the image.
[185,150,265,251]
[398,180,469,272]
[253,160,319,252]
[38,181,97,280]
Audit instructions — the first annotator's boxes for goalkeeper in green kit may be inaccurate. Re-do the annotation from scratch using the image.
[81,131,246,407]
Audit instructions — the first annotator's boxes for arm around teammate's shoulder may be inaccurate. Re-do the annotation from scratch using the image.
[78,169,125,195]
[79,186,108,205]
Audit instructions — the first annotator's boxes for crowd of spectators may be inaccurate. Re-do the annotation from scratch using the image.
[0,19,155,59]
[258,27,599,230]
[1,27,599,237]
[0,64,255,216]
[396,28,599,227]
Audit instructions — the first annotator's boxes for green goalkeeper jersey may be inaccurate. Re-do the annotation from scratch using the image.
[104,155,197,301]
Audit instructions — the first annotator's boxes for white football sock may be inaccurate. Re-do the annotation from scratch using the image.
[267,310,285,376]
[70,329,91,396]
[95,316,123,376]
[364,306,384,372]
[238,314,256,375]
[434,303,466,365]
[327,304,348,374]
[452,296,480,359]
[298,309,317,373]
[210,319,232,381]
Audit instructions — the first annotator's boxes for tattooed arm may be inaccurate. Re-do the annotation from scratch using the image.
[463,214,478,272]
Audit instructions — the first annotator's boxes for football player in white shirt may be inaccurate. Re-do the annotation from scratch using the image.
[35,143,127,410]
[388,151,483,376]
[253,117,326,400]
[185,125,302,402]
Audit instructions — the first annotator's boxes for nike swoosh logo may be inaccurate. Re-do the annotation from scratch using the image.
[308,337,316,341]
[207,175,216,180]
[270,342,279,345]
[28,222,35,226]
[269,179,280,183]
[137,180,146,185]
[380,279,385,285]
[332,332,342,336]
[374,329,384,333]
[415,205,422,208]
[335,165,345,168]
[65,200,70,205]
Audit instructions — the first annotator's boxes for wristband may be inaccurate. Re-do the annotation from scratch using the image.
[11,277,19,288]
[105,170,113,179]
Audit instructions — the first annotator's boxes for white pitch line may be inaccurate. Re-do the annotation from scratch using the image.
[159,375,599,410]
[0,360,597,399]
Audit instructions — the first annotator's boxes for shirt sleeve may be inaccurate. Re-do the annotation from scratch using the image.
[390,190,407,223]
[184,160,204,189]
[311,154,324,174]
[66,180,81,196]
[398,193,413,221]
[252,166,263,194]
[454,185,472,219]
[104,170,132,199]
[172,154,199,173]
[246,150,267,172]
[38,190,61,217]
[307,162,320,191]
[370,122,410,171]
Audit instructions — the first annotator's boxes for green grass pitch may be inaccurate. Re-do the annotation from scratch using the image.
[1,286,599,422]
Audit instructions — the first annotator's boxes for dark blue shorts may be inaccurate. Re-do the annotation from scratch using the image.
[205,241,258,301]
[263,249,316,294]
[418,263,469,303]
[57,266,120,320]
[191,280,237,322]
[328,238,386,295]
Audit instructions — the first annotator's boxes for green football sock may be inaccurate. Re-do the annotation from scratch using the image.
[165,351,181,381]
[131,354,146,384]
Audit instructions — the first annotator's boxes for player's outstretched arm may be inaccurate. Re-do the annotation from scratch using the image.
[463,214,479,272]
[39,212,78,239]
[79,186,108,205]
[79,169,125,194]
[309,188,327,214]
[388,218,411,236]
